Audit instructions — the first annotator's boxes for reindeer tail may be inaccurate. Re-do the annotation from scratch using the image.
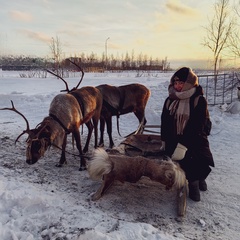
[172,162,187,189]
[87,148,113,181]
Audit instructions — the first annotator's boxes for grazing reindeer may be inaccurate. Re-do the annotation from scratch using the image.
[96,84,151,148]
[0,66,102,170]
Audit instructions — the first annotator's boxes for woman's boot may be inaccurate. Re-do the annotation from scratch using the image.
[189,180,200,202]
[199,179,207,191]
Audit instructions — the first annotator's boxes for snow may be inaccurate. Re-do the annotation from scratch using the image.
[0,70,240,240]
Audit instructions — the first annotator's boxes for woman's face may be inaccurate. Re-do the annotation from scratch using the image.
[173,81,184,92]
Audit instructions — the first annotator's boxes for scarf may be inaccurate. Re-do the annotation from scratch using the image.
[168,86,196,135]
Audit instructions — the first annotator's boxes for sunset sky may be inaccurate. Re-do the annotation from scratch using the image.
[0,0,236,68]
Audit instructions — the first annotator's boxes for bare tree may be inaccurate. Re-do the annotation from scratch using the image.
[202,0,235,78]
[228,1,240,58]
[131,49,136,69]
[49,36,63,76]
[162,57,170,71]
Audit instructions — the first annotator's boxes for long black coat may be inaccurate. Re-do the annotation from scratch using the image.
[161,85,214,181]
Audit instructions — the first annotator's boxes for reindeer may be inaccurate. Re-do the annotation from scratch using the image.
[0,63,102,171]
[88,148,188,216]
[96,84,151,148]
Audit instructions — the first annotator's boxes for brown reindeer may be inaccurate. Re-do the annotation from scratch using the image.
[0,65,102,170]
[96,84,151,148]
[87,148,188,216]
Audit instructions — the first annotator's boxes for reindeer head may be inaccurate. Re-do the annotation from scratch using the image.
[25,121,51,164]
[0,101,51,165]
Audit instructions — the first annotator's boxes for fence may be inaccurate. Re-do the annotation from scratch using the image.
[198,73,239,105]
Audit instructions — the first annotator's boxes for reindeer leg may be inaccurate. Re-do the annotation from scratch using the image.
[98,116,105,147]
[83,121,93,153]
[106,116,114,148]
[56,134,67,167]
[92,116,98,148]
[91,172,115,201]
[73,129,86,171]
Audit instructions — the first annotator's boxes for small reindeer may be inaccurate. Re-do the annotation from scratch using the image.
[96,84,151,148]
[0,63,102,170]
[88,148,188,217]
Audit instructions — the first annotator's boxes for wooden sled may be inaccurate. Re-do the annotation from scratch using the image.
[121,133,163,157]
[111,125,188,217]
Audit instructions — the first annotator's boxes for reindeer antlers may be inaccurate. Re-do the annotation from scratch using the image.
[45,69,70,92]
[46,59,84,93]
[0,100,31,143]
[67,59,84,89]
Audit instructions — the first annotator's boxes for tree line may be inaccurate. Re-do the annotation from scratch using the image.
[0,52,171,73]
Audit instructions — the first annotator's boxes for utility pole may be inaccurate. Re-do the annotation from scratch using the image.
[105,37,110,70]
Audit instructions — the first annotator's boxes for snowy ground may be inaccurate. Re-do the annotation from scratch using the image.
[0,70,240,240]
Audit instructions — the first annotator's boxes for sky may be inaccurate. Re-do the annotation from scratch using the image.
[0,0,237,68]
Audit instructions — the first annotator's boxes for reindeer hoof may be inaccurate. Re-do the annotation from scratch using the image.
[79,166,86,171]
[56,163,63,167]
[91,193,101,201]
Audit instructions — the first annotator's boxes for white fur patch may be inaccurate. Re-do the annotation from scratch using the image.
[170,160,186,189]
[88,148,112,180]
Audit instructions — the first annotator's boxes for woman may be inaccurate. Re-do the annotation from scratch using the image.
[161,67,214,201]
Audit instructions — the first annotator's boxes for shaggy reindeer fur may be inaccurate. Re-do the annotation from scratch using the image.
[88,148,186,201]
[18,86,102,171]
[69,86,103,153]
[96,84,151,148]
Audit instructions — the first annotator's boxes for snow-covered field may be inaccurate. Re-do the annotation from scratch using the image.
[0,70,240,240]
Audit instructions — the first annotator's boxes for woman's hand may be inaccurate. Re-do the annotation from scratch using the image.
[171,143,187,161]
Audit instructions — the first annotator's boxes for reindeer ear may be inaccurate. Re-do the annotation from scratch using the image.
[24,130,37,143]
[29,129,38,138]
